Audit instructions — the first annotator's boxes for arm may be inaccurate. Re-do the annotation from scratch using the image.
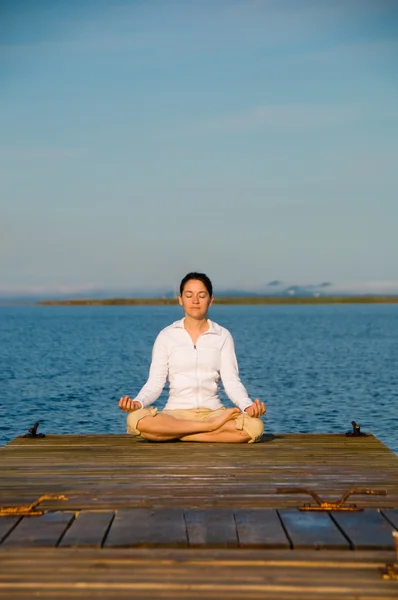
[134,333,169,408]
[219,331,253,412]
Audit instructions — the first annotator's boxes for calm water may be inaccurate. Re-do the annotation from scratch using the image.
[0,304,397,453]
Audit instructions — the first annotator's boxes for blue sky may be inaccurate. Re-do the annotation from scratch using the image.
[1,0,398,297]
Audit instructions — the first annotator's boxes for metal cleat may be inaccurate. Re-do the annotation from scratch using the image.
[22,421,46,438]
[0,495,68,516]
[345,421,367,437]
[277,487,387,511]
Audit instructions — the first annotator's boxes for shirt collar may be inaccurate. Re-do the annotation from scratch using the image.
[172,318,221,335]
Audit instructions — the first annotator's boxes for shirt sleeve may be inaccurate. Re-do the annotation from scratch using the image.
[220,330,253,412]
[134,332,169,408]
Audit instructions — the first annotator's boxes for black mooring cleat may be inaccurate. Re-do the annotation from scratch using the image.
[345,420,367,437]
[23,422,46,438]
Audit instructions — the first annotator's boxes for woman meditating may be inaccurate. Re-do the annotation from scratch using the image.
[119,272,266,443]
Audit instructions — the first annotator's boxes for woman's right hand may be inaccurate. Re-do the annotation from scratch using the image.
[118,396,142,412]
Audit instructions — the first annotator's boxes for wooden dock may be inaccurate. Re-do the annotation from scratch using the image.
[0,432,398,598]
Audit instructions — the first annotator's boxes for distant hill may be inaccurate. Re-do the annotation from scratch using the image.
[2,280,398,303]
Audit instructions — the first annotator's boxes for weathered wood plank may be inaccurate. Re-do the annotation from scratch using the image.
[278,509,350,549]
[59,511,114,547]
[0,432,397,597]
[381,509,398,529]
[1,434,397,513]
[0,548,398,600]
[0,517,20,544]
[331,509,397,550]
[1,513,74,547]
[104,508,187,547]
[235,509,290,548]
[184,509,238,547]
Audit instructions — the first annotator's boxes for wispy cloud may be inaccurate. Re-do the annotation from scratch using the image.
[196,103,362,134]
[0,147,88,161]
[328,281,398,295]
[0,34,156,56]
[221,0,398,37]
[291,39,398,66]
[0,284,99,299]
[2,0,396,57]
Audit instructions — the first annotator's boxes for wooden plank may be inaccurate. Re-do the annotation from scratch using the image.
[104,508,187,547]
[1,434,398,512]
[380,509,398,529]
[1,513,74,547]
[278,509,350,549]
[59,512,114,547]
[184,509,238,548]
[332,509,397,550]
[235,509,290,548]
[1,548,398,600]
[0,517,20,544]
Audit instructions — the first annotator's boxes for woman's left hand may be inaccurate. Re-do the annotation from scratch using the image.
[244,398,266,418]
[118,396,142,412]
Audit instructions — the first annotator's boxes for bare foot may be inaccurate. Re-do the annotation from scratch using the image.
[207,408,241,432]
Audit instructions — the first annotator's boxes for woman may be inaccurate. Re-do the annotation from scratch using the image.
[119,272,266,442]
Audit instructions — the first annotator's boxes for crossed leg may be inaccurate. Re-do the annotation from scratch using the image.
[137,407,241,442]
[180,420,251,443]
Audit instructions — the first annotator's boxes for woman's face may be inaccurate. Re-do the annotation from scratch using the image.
[178,279,213,320]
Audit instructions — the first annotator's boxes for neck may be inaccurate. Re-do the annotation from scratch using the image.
[184,315,208,331]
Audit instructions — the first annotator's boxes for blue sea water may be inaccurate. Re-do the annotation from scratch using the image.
[0,304,397,453]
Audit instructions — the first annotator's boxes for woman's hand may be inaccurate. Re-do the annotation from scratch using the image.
[118,396,142,412]
[244,398,266,418]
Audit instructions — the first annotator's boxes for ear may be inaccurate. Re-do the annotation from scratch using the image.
[178,295,183,306]
[209,296,214,307]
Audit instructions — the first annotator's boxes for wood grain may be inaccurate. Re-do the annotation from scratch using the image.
[1,434,396,511]
[278,509,350,550]
[59,511,114,547]
[0,433,397,596]
[331,509,397,550]
[2,513,74,547]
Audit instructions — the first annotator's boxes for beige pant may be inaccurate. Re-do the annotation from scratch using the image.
[126,407,264,443]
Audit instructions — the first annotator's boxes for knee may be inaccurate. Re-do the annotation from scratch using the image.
[250,417,265,442]
[126,407,157,436]
[236,429,252,443]
[237,415,264,443]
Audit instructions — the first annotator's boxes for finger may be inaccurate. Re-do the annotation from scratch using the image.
[254,399,266,416]
[120,396,131,411]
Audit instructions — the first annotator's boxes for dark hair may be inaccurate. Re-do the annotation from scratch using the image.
[179,272,213,297]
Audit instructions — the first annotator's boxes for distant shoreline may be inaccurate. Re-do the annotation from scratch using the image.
[28,296,398,306]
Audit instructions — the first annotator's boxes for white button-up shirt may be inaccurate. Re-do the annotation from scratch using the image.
[135,318,253,412]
